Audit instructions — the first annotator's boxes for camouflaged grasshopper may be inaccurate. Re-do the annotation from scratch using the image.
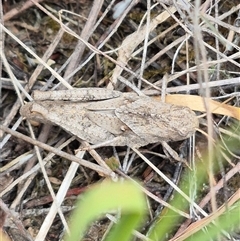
[20,88,199,149]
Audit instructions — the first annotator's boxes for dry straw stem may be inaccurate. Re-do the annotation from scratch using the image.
[170,189,240,241]
[166,77,240,93]
[29,0,159,91]
[0,125,115,178]
[198,162,240,209]
[0,137,75,197]
[1,24,72,90]
[132,148,208,217]
[0,198,34,241]
[110,3,180,86]
[174,162,240,238]
[62,0,104,86]
[3,0,44,21]
[34,162,79,241]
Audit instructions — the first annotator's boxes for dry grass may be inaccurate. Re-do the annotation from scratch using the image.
[0,0,240,240]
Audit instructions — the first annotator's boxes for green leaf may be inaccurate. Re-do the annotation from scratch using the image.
[64,180,146,241]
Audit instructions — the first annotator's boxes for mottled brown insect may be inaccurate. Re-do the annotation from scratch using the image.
[20,88,198,148]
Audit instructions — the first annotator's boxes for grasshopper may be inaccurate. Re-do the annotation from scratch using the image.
[20,88,198,149]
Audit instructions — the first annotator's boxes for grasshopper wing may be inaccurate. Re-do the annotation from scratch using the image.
[115,97,198,143]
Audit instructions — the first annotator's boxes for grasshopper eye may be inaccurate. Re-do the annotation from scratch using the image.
[30,103,48,116]
[20,102,50,126]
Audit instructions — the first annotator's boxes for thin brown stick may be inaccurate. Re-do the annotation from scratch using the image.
[28,27,66,90]
[4,0,44,21]
[62,0,104,86]
[0,125,115,177]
